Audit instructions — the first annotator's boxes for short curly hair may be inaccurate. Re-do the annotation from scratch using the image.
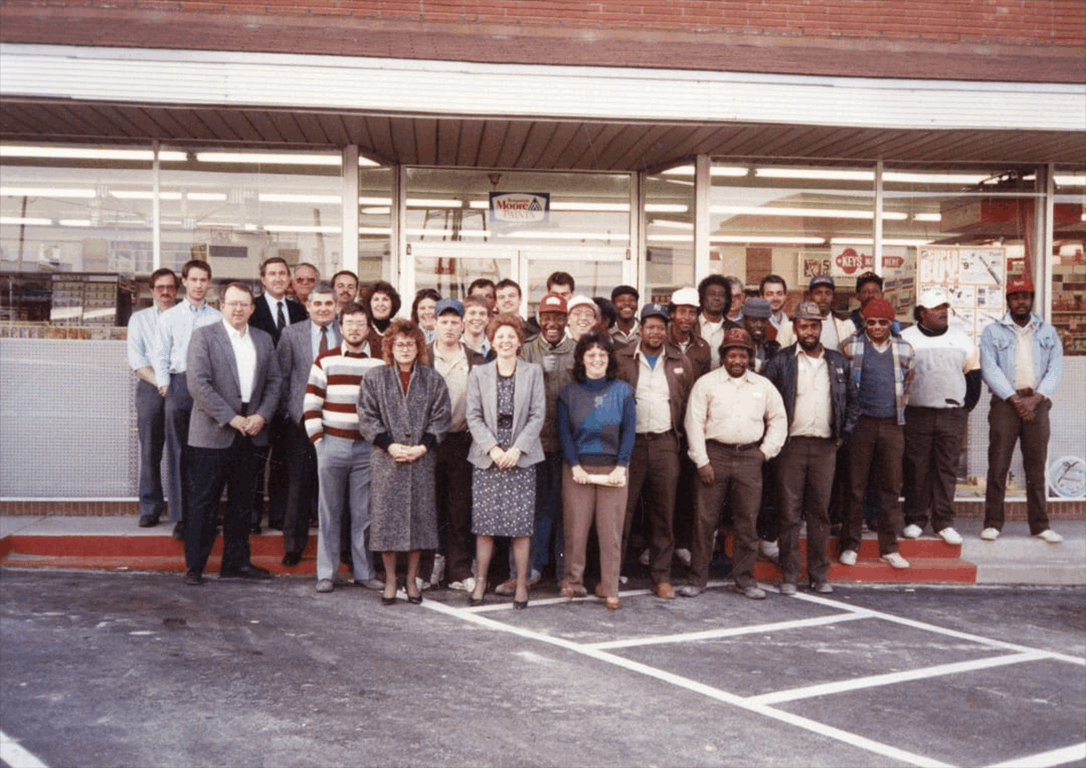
[381,318,429,367]
[486,313,525,345]
[571,331,618,383]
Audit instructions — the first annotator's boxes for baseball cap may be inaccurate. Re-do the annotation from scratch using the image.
[808,275,836,291]
[917,287,949,309]
[742,298,772,319]
[792,301,823,321]
[611,285,639,301]
[640,302,670,323]
[536,292,568,315]
[1005,277,1035,295]
[719,327,753,352]
[670,287,699,308]
[566,294,599,317]
[434,297,463,317]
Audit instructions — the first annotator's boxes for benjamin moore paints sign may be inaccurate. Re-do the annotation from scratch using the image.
[489,192,550,226]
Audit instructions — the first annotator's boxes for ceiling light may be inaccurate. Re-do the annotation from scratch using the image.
[913,213,943,221]
[661,165,748,177]
[110,190,180,200]
[883,172,991,185]
[831,237,936,247]
[361,207,391,215]
[0,216,53,226]
[647,233,694,243]
[710,235,825,244]
[645,204,690,213]
[263,225,342,234]
[649,219,694,230]
[59,219,93,227]
[358,157,380,167]
[755,168,874,182]
[1055,175,1086,187]
[406,198,465,209]
[0,145,185,161]
[186,193,228,202]
[359,227,394,235]
[195,152,342,166]
[360,196,394,206]
[1,187,96,198]
[711,205,906,220]
[259,193,342,204]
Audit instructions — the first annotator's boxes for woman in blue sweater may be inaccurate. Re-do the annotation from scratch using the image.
[557,331,636,610]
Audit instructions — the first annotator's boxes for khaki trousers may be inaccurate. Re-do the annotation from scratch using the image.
[561,463,627,598]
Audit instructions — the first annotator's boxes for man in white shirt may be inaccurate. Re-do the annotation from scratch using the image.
[806,274,855,352]
[183,283,282,585]
[681,328,787,600]
[152,259,221,540]
[760,273,795,348]
[694,275,729,369]
[900,287,981,545]
[128,268,177,528]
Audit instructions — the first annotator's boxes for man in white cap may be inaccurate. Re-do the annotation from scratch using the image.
[565,294,600,344]
[900,287,981,545]
[668,287,711,380]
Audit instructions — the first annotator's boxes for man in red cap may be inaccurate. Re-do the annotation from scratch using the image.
[978,277,1064,543]
[681,327,787,600]
[838,297,915,569]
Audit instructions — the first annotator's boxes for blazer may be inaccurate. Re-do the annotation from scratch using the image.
[614,342,695,437]
[278,319,339,425]
[465,360,546,469]
[250,293,307,346]
[186,322,282,450]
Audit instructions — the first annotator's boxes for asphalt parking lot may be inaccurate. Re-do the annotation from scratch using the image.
[1,568,1083,768]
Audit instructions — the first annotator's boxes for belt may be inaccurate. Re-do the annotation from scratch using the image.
[710,440,760,451]
[638,431,674,441]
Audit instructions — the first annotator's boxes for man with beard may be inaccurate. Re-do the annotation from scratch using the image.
[900,288,981,545]
[763,302,850,595]
[331,270,359,309]
[615,303,694,600]
[979,278,1064,544]
[760,274,794,347]
[680,328,786,600]
[304,301,385,593]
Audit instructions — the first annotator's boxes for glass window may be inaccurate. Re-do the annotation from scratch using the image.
[358,162,393,284]
[1052,169,1085,356]
[159,148,343,300]
[644,166,695,304]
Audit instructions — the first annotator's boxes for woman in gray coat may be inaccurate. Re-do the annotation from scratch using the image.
[358,319,451,605]
[465,315,546,608]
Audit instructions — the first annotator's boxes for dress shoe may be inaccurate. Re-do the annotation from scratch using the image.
[779,582,798,596]
[808,580,834,594]
[138,514,159,528]
[220,564,272,580]
[171,521,185,541]
[513,598,528,610]
[654,582,676,600]
[740,585,767,600]
[407,592,423,605]
[268,520,284,531]
[282,552,302,567]
[183,569,203,586]
[381,593,397,606]
[250,522,262,535]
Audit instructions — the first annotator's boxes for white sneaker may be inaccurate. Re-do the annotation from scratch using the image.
[758,539,780,563]
[937,527,963,545]
[879,552,910,569]
[839,549,858,566]
[528,568,542,586]
[902,524,923,539]
[430,553,446,586]
[415,576,432,592]
[619,575,628,585]
[357,578,384,591]
[1034,529,1064,544]
[980,527,1000,541]
[448,576,476,593]
[638,548,651,566]
[676,548,692,566]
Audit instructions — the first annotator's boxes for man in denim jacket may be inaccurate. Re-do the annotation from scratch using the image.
[979,277,1064,544]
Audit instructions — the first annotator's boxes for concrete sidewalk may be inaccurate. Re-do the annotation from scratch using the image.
[2,514,1083,586]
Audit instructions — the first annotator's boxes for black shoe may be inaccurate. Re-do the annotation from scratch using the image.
[138,514,159,528]
[513,599,528,610]
[183,569,203,586]
[250,523,262,535]
[468,594,484,607]
[268,521,284,531]
[407,593,423,605]
[220,564,272,580]
[381,593,397,606]
[172,522,185,541]
[282,552,302,567]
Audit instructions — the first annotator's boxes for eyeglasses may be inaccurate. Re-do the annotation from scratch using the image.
[393,341,417,350]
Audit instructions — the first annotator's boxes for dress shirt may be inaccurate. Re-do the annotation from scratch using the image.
[433,343,470,432]
[791,348,832,438]
[698,314,726,369]
[152,299,223,389]
[309,321,340,360]
[464,335,491,358]
[685,367,787,467]
[224,320,257,403]
[127,305,167,372]
[1013,320,1036,391]
[634,346,672,434]
[262,292,292,331]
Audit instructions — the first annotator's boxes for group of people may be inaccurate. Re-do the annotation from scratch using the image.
[127,257,1065,605]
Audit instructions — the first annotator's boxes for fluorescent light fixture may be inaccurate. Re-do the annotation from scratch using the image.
[832,237,935,247]
[645,203,690,213]
[661,165,748,177]
[361,207,391,215]
[0,145,185,161]
[503,230,629,241]
[359,196,393,206]
[883,172,990,185]
[59,219,93,227]
[1,187,96,198]
[551,202,628,212]
[187,192,228,202]
[1055,175,1086,187]
[647,233,694,243]
[358,227,393,236]
[111,190,180,200]
[913,213,943,222]
[195,152,342,166]
[649,219,694,230]
[259,193,342,204]
[755,168,874,182]
[0,216,53,225]
[406,198,464,208]
[358,157,379,167]
[710,235,825,244]
[263,225,342,234]
[711,205,906,220]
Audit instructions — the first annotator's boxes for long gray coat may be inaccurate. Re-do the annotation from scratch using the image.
[358,364,451,552]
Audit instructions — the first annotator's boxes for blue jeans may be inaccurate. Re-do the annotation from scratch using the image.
[315,436,374,582]
[531,451,564,577]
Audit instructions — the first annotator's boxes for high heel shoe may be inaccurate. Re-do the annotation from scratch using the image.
[407,592,423,605]
[513,598,528,610]
[468,578,487,607]
[381,593,396,606]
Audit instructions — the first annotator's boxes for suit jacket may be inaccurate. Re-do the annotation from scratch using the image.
[186,322,282,449]
[614,341,695,438]
[250,293,307,346]
[465,360,546,469]
[278,319,340,425]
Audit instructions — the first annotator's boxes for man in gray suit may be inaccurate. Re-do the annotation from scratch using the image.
[183,283,282,585]
[277,281,340,566]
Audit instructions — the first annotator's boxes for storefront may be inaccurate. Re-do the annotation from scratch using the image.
[1,40,1083,508]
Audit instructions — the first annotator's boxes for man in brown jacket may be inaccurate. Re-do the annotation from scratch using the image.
[615,303,695,599]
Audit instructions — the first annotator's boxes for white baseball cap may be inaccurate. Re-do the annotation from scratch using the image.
[918,286,950,309]
[670,287,700,307]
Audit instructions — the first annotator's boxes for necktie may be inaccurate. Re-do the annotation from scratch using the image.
[276,301,285,331]
[319,325,329,354]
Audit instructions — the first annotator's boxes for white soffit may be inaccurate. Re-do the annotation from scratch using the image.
[1,43,1084,133]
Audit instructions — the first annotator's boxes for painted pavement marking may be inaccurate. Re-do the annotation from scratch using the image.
[0,730,49,768]
[986,743,1086,768]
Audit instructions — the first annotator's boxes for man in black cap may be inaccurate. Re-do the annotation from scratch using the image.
[742,298,780,373]
[610,285,641,346]
[807,275,855,352]
[615,303,695,600]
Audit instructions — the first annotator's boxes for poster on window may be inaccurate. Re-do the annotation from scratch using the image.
[489,192,550,229]
[917,245,1005,343]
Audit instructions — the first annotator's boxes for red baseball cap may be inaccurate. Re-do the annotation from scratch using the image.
[1005,277,1035,296]
[536,292,568,315]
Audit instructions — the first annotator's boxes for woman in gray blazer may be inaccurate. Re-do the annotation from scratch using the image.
[465,314,546,609]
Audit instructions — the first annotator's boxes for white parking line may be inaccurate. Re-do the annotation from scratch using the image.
[586,610,873,650]
[0,730,49,768]
[745,651,1049,706]
[986,742,1086,768]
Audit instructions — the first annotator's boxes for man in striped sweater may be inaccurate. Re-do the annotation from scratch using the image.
[303,301,386,593]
